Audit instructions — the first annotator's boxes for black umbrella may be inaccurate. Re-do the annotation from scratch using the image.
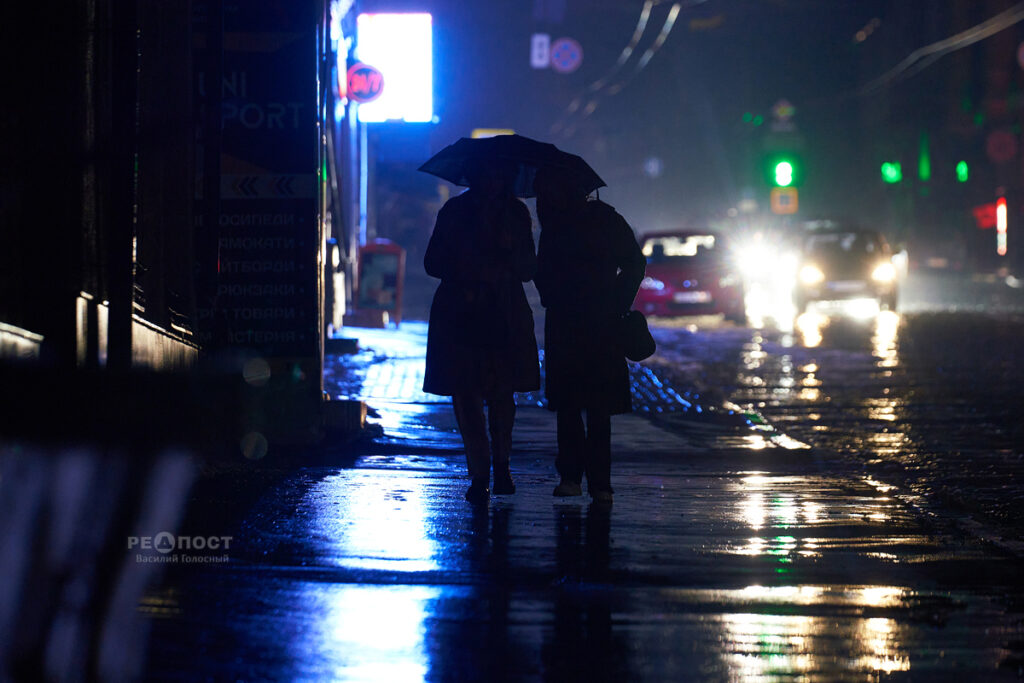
[417,134,605,198]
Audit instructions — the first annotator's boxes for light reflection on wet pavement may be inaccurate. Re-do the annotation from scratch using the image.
[650,308,1024,547]
[145,309,1024,680]
[146,448,1023,680]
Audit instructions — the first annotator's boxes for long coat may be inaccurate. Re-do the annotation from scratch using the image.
[534,200,646,415]
[422,190,540,397]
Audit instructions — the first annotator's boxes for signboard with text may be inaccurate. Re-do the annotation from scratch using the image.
[193,0,324,439]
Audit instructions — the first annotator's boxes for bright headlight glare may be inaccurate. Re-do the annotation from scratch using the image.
[871,262,896,282]
[641,276,665,291]
[799,264,825,285]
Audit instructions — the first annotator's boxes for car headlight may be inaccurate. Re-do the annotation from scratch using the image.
[640,276,665,291]
[799,264,825,285]
[871,262,896,282]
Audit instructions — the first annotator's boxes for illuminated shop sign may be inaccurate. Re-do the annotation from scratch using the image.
[355,13,433,123]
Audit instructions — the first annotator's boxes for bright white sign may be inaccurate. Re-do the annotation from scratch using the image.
[356,13,433,123]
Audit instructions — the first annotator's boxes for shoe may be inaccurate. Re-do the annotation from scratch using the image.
[590,490,614,504]
[493,472,516,495]
[553,481,583,497]
[465,480,490,505]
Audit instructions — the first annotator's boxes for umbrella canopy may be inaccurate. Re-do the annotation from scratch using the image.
[417,134,605,198]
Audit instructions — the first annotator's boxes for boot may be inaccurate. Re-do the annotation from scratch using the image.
[553,480,583,497]
[492,445,515,494]
[492,463,515,495]
[465,479,490,505]
[491,429,515,494]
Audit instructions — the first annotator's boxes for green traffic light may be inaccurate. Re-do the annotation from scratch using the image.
[956,160,969,182]
[774,161,794,187]
[881,161,902,184]
[918,131,931,181]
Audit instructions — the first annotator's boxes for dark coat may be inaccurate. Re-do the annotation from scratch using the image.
[534,200,645,414]
[422,190,540,397]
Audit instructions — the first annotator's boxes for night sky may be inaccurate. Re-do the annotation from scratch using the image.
[363,0,1024,239]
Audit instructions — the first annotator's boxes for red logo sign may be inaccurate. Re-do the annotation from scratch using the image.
[347,63,384,103]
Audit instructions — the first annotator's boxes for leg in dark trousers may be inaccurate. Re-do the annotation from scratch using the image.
[556,408,586,485]
[487,393,516,493]
[453,394,490,486]
[584,409,613,494]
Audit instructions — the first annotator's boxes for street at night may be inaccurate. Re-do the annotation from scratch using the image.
[138,271,1024,680]
[5,0,1024,681]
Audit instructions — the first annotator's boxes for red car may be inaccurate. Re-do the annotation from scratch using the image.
[633,231,746,322]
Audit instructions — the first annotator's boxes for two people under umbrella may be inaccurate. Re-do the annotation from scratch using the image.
[421,136,646,505]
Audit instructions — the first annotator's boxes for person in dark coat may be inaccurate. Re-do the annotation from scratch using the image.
[533,165,646,504]
[423,159,540,505]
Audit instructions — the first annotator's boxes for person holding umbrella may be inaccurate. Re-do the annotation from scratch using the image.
[421,155,540,505]
[533,164,646,504]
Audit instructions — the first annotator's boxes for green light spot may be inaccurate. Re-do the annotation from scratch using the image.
[956,160,969,182]
[753,115,764,126]
[774,161,794,187]
[881,161,902,183]
[742,112,753,123]
[918,131,931,182]
[974,112,985,127]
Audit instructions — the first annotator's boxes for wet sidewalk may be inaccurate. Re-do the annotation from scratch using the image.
[144,323,1024,681]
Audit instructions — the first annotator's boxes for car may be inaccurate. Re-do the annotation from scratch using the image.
[793,228,898,313]
[633,231,746,322]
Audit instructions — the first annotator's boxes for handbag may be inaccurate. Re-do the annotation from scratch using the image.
[620,310,656,361]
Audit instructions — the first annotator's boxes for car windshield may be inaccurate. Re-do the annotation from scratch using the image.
[643,234,719,264]
[804,232,882,259]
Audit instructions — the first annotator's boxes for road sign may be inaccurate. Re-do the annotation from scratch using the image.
[550,37,583,74]
[771,98,796,132]
[770,187,798,214]
[531,34,550,68]
[772,99,795,121]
